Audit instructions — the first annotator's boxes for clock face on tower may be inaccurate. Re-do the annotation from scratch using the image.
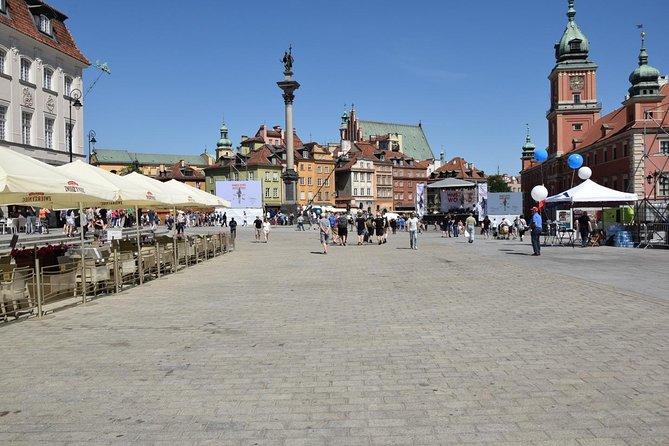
[570,76,585,90]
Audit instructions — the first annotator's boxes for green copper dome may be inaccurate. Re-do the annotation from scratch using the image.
[628,32,660,97]
[554,0,590,63]
[217,121,233,149]
[521,125,536,158]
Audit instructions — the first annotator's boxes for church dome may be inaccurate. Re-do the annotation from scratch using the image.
[216,122,233,149]
[628,32,661,97]
[554,0,590,63]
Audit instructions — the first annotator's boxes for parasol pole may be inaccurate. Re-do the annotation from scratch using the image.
[79,202,87,303]
[136,205,143,285]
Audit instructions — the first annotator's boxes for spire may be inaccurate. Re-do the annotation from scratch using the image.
[567,0,575,22]
[628,30,661,98]
[216,116,233,150]
[554,0,590,64]
[521,124,536,158]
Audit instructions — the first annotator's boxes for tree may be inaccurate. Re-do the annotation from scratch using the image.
[487,175,511,192]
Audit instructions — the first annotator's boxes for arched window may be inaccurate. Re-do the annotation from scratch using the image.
[20,58,32,82]
[64,76,73,96]
[43,67,53,90]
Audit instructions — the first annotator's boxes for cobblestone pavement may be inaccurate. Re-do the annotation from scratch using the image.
[1,226,668,445]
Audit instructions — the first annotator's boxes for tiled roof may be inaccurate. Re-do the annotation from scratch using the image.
[0,0,89,65]
[575,83,669,150]
[435,157,486,180]
[93,149,210,167]
[154,162,205,181]
[358,120,434,161]
[246,145,281,168]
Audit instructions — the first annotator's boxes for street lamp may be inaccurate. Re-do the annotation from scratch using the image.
[646,170,666,200]
[67,88,82,162]
[87,130,97,162]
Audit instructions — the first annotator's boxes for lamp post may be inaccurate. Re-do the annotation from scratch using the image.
[87,130,96,162]
[67,88,82,162]
[646,170,666,200]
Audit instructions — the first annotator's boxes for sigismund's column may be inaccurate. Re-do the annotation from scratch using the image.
[277,47,300,212]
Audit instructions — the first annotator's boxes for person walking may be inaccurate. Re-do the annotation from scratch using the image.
[337,212,348,246]
[355,211,366,245]
[262,217,271,242]
[242,211,248,227]
[319,212,331,254]
[297,214,305,231]
[465,212,477,243]
[229,217,237,240]
[530,206,542,256]
[253,216,263,242]
[374,213,386,245]
[407,212,419,250]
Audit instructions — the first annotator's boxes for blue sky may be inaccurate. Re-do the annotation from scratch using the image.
[50,0,667,176]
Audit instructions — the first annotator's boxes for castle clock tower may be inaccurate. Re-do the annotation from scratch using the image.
[547,0,601,158]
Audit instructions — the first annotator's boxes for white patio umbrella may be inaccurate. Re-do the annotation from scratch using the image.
[0,147,118,208]
[164,179,231,208]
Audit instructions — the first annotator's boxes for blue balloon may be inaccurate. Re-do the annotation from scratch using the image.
[534,148,548,162]
[568,153,584,169]
[315,209,321,215]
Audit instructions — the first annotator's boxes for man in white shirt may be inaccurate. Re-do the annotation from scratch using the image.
[407,212,419,250]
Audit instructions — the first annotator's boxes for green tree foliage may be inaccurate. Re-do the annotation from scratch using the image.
[487,175,511,192]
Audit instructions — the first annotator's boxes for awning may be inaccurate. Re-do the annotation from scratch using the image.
[427,178,476,189]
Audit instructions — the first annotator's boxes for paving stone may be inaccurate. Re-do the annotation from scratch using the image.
[1,227,668,444]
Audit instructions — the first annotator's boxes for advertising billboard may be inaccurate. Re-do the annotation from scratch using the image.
[215,180,262,208]
[487,192,522,216]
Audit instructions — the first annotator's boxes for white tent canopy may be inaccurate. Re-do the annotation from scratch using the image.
[545,179,638,203]
[164,179,230,208]
[427,178,476,189]
[0,147,118,208]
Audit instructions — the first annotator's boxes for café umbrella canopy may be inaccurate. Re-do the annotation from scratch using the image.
[56,160,171,208]
[164,179,231,208]
[0,146,118,207]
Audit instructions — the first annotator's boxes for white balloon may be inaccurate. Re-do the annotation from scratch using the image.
[531,185,548,202]
[578,166,592,180]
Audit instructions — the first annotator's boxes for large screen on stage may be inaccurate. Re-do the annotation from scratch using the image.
[215,180,263,208]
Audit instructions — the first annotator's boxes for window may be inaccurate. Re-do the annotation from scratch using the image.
[623,177,630,192]
[308,191,313,200]
[612,145,617,160]
[324,166,329,173]
[39,15,52,35]
[409,193,413,200]
[623,143,629,157]
[64,77,72,96]
[265,188,270,198]
[353,188,358,196]
[612,177,618,191]
[300,164,304,171]
[265,172,270,181]
[20,58,31,82]
[367,172,372,182]
[572,123,582,131]
[317,178,322,186]
[367,188,371,196]
[43,68,53,90]
[594,153,598,164]
[249,171,255,180]
[325,191,329,200]
[22,112,32,145]
[603,148,608,162]
[300,191,305,200]
[660,141,669,155]
[307,164,312,171]
[272,172,278,181]
[317,192,322,200]
[325,179,329,186]
[353,172,358,181]
[659,177,669,196]
[0,50,5,74]
[0,105,6,140]
[65,122,73,150]
[408,180,412,187]
[317,166,322,173]
[299,177,305,185]
[272,188,278,198]
[573,94,581,104]
[44,117,54,149]
[570,41,581,51]
[307,177,313,186]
